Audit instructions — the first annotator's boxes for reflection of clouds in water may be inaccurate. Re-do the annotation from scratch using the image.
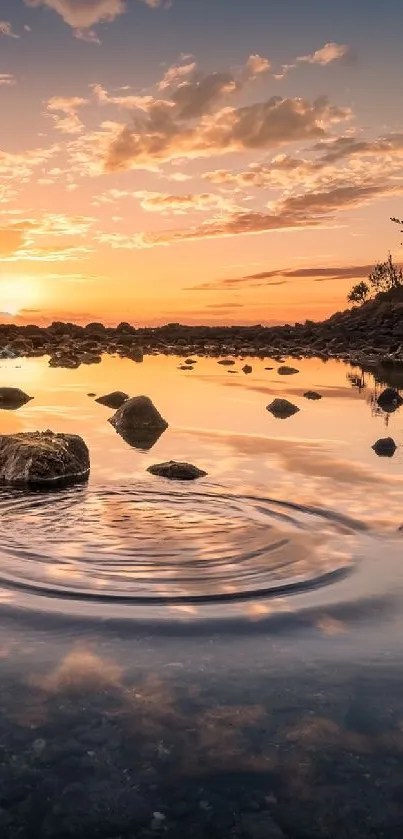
[183,428,400,487]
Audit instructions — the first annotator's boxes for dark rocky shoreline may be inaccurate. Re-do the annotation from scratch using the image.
[1,287,403,372]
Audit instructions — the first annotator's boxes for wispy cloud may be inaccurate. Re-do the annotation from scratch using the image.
[0,21,19,38]
[0,74,16,86]
[46,96,88,134]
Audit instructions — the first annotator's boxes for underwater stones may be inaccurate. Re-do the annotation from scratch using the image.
[147,461,207,480]
[372,437,397,457]
[0,430,90,487]
[0,387,33,409]
[95,391,129,409]
[266,398,300,418]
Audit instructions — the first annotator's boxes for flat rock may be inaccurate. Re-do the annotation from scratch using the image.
[217,359,235,366]
[277,365,299,375]
[95,391,129,409]
[304,390,322,400]
[0,387,33,409]
[267,398,300,418]
[147,461,207,480]
[0,430,90,487]
[372,437,397,457]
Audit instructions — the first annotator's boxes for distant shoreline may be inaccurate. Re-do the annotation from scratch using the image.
[1,288,403,370]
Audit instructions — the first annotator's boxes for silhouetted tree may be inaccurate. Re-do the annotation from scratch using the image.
[348,217,403,304]
[347,280,370,305]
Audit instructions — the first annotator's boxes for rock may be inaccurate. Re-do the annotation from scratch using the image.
[127,345,144,362]
[277,365,299,375]
[265,367,274,370]
[217,359,235,366]
[304,390,322,400]
[178,365,193,370]
[377,388,403,411]
[242,364,253,374]
[0,431,90,487]
[48,354,80,369]
[109,396,168,450]
[79,353,102,365]
[147,461,207,480]
[266,398,300,418]
[184,358,197,364]
[87,392,96,397]
[372,437,397,457]
[0,388,33,410]
[95,391,129,409]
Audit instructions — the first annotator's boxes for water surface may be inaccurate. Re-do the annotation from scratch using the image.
[0,353,402,837]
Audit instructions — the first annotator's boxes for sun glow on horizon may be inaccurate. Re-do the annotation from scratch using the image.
[0,277,39,318]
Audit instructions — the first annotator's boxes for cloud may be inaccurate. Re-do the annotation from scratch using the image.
[158,61,197,91]
[24,0,126,29]
[245,54,271,79]
[0,213,94,262]
[203,132,403,196]
[0,74,16,86]
[25,0,164,40]
[0,145,60,183]
[101,92,350,172]
[133,190,239,214]
[275,42,351,78]
[97,177,403,253]
[46,96,88,134]
[297,42,350,66]
[0,228,25,255]
[0,21,19,38]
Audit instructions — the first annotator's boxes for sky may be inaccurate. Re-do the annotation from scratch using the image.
[0,0,402,326]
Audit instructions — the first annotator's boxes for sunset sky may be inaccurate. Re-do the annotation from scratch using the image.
[0,0,402,326]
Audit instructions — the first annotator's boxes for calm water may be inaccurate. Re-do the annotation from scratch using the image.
[0,353,402,837]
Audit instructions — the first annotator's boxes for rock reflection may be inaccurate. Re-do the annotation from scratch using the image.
[110,423,167,451]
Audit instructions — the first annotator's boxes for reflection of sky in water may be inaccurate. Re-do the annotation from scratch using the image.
[1,353,401,529]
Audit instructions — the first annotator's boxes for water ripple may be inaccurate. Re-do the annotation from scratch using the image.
[0,484,359,607]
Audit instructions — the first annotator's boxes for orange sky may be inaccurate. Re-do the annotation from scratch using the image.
[0,0,403,326]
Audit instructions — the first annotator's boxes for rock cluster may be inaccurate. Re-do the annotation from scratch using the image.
[1,286,403,368]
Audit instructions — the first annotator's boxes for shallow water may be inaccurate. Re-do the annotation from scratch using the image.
[0,353,402,837]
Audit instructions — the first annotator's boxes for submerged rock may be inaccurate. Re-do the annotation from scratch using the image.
[109,396,168,450]
[147,461,207,480]
[242,364,252,374]
[377,388,403,411]
[0,387,33,410]
[372,437,397,457]
[95,391,129,409]
[304,390,322,400]
[277,366,299,375]
[0,430,90,487]
[266,398,300,418]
